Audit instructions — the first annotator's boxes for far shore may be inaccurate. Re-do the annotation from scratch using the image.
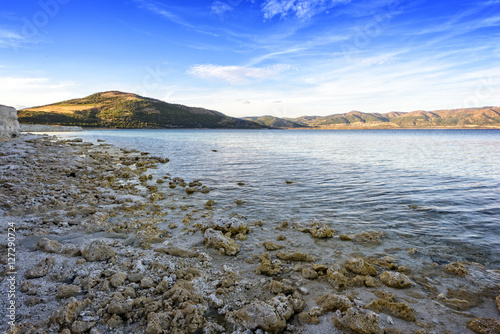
[19,123,500,132]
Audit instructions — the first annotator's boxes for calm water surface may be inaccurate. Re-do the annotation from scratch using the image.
[56,129,500,267]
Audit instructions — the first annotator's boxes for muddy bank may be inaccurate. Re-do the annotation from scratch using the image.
[0,134,499,334]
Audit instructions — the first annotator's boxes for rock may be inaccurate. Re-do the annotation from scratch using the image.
[37,237,62,253]
[71,321,96,334]
[365,276,377,287]
[140,277,155,289]
[202,217,249,236]
[353,230,385,244]
[445,261,468,276]
[56,284,81,299]
[276,251,314,262]
[24,296,44,306]
[89,328,102,334]
[316,294,352,312]
[466,317,500,333]
[263,241,285,251]
[365,299,416,322]
[108,300,133,315]
[298,311,320,325]
[339,234,352,241]
[441,298,472,311]
[379,271,412,289]
[308,222,335,238]
[83,212,110,232]
[82,240,115,262]
[268,280,294,294]
[25,257,55,279]
[326,268,350,290]
[231,296,294,333]
[127,273,144,282]
[123,286,137,298]
[496,294,500,313]
[333,307,383,334]
[110,272,127,288]
[301,268,318,279]
[20,281,39,295]
[346,258,377,276]
[268,295,295,323]
[0,105,20,139]
[204,228,239,255]
[255,252,281,276]
[107,314,123,328]
[50,297,91,327]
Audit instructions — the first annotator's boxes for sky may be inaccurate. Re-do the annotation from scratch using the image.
[0,0,499,117]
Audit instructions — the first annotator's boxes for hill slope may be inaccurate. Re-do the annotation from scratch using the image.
[242,115,304,128]
[18,91,263,129]
[287,107,500,128]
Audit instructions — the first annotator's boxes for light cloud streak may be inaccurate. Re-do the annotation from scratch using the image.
[262,0,351,20]
[187,64,294,84]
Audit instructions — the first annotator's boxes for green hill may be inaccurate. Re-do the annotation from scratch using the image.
[285,108,500,129]
[18,91,263,129]
[18,92,500,129]
[242,115,304,128]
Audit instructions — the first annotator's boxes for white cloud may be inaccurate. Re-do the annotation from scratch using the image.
[0,28,27,49]
[187,64,294,84]
[133,0,195,28]
[261,0,351,20]
[211,1,234,16]
[0,76,76,108]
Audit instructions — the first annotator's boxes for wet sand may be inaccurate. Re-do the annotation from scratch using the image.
[0,133,499,334]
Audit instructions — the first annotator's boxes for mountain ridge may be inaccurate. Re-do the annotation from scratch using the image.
[18,91,264,129]
[276,107,500,129]
[17,91,500,129]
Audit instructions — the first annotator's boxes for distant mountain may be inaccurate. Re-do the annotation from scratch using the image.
[18,91,264,129]
[242,115,304,128]
[18,92,500,129]
[275,107,500,129]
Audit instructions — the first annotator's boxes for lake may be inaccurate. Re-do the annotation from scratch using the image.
[54,128,500,268]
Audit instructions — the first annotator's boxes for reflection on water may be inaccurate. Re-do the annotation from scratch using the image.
[55,129,500,267]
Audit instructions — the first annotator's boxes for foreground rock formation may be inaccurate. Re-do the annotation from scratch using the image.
[0,134,499,334]
[0,105,20,139]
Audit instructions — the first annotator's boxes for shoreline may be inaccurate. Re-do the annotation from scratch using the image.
[1,133,499,333]
[19,123,500,132]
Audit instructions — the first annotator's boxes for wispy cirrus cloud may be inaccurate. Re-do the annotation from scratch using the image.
[133,0,196,28]
[0,76,75,90]
[0,28,27,49]
[211,1,235,16]
[261,0,351,20]
[188,64,294,84]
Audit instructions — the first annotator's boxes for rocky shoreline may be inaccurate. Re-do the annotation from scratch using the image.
[1,134,499,334]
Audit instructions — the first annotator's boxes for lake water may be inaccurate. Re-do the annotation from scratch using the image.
[55,129,500,268]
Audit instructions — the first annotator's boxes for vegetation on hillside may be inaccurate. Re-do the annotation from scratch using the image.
[18,91,263,129]
[18,91,500,129]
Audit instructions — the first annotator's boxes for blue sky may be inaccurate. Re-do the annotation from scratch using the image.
[0,0,499,117]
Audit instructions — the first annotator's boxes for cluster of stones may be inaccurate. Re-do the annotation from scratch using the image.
[1,134,500,334]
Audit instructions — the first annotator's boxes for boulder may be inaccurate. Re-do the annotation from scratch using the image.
[467,317,500,333]
[379,271,412,289]
[333,307,383,334]
[346,258,377,276]
[0,105,20,139]
[203,228,239,255]
[82,240,115,262]
[231,296,295,333]
[37,237,62,253]
[25,257,55,279]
